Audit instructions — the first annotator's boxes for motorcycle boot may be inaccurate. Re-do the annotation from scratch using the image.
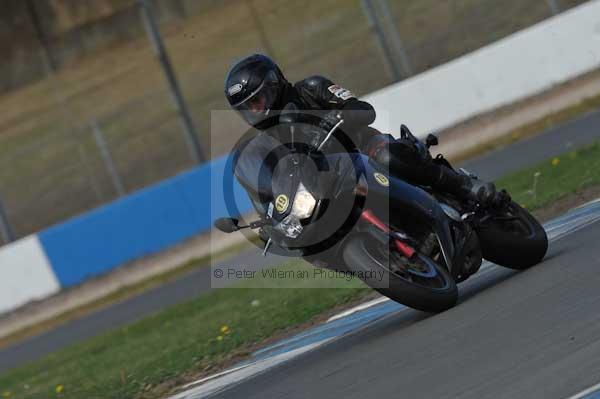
[435,165,504,207]
[365,133,508,207]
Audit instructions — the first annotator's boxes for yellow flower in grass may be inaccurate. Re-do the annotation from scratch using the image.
[56,385,64,394]
[551,157,560,166]
[220,325,230,334]
[216,335,224,341]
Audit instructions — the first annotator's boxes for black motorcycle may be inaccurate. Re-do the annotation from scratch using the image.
[215,117,548,313]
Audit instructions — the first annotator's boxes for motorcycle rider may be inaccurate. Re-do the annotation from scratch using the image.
[224,54,503,206]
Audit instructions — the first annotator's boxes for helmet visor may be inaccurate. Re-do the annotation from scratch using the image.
[233,70,279,126]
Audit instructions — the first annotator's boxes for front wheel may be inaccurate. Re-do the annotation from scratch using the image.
[342,235,457,313]
[476,201,548,269]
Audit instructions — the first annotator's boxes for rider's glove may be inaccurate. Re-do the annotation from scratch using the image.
[318,110,343,133]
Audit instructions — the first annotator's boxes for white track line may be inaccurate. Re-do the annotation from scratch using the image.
[180,363,253,390]
[326,296,390,322]
[574,197,600,210]
[169,339,333,399]
[565,381,600,399]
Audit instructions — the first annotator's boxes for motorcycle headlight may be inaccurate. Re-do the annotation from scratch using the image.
[275,214,303,238]
[290,182,316,219]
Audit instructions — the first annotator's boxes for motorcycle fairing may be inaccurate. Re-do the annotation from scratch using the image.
[359,155,465,276]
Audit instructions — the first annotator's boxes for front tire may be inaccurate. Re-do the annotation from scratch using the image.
[343,235,458,313]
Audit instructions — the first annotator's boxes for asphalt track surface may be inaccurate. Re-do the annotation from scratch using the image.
[461,108,600,181]
[1,108,600,374]
[216,207,600,399]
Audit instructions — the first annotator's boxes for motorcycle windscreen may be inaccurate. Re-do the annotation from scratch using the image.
[232,132,296,214]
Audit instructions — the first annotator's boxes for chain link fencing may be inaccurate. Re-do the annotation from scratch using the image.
[0,0,588,243]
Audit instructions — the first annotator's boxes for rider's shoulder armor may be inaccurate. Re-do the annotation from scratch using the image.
[294,75,355,109]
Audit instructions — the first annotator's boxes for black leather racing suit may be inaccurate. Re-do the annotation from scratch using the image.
[260,75,497,202]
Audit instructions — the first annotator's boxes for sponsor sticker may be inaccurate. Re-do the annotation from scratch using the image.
[228,83,243,96]
[327,84,341,93]
[373,172,389,187]
[275,194,289,213]
[327,84,355,100]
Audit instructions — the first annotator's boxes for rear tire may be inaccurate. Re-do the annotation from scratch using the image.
[343,235,458,313]
[476,201,548,269]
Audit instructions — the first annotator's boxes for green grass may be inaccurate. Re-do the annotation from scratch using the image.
[0,237,260,351]
[496,141,600,211]
[0,261,368,399]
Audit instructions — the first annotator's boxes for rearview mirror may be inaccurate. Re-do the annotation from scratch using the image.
[426,134,438,148]
[214,217,241,233]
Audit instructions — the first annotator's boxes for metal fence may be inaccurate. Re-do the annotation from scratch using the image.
[0,0,588,243]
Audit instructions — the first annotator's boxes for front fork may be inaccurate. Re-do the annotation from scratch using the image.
[360,207,474,281]
[360,209,416,258]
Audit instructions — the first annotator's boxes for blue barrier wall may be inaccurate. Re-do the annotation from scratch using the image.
[38,155,252,288]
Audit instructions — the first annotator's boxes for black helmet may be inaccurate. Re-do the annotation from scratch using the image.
[225,54,287,128]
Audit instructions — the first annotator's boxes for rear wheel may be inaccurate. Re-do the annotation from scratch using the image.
[343,235,457,313]
[476,201,548,269]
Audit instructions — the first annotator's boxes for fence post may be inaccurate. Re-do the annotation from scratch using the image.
[77,145,105,203]
[139,0,206,164]
[25,0,57,73]
[375,0,413,78]
[245,0,276,58]
[361,0,402,82]
[545,0,560,15]
[173,0,187,18]
[0,194,15,244]
[91,120,126,197]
